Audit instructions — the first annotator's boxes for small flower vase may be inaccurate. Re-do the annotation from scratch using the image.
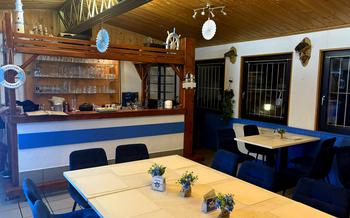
[280,133,284,139]
[180,185,191,197]
[218,209,230,218]
[151,176,166,192]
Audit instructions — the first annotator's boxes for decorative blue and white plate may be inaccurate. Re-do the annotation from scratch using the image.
[96,28,109,53]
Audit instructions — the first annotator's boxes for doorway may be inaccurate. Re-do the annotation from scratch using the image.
[194,59,225,152]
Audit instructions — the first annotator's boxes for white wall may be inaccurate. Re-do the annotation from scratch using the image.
[196,27,350,130]
[120,61,142,99]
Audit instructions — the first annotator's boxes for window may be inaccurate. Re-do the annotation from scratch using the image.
[241,54,292,124]
[319,50,350,134]
[195,60,225,112]
[147,65,178,102]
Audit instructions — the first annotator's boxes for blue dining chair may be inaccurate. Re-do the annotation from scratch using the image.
[23,178,99,218]
[217,128,254,163]
[69,148,108,211]
[237,161,278,191]
[293,177,350,218]
[279,146,337,193]
[211,149,239,176]
[32,200,98,218]
[290,137,336,175]
[336,146,350,189]
[115,143,149,163]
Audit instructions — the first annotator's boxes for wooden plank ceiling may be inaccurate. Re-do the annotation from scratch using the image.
[1,0,350,47]
[107,0,350,47]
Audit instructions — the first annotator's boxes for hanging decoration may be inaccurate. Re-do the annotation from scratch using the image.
[0,65,26,89]
[192,3,227,40]
[165,28,181,50]
[96,27,109,53]
[14,0,24,33]
[295,37,312,67]
[182,73,196,89]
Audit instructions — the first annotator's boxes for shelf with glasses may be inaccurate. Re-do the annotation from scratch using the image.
[34,91,117,95]
[33,75,116,80]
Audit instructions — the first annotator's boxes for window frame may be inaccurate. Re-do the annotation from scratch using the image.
[195,59,225,113]
[318,50,350,135]
[240,53,293,124]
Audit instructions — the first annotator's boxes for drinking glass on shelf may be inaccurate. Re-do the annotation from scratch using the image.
[71,98,77,112]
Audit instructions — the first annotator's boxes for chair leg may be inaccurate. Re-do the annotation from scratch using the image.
[72,201,77,212]
[282,189,286,196]
[256,153,259,160]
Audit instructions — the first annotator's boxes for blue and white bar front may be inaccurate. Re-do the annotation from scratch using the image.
[17,114,184,182]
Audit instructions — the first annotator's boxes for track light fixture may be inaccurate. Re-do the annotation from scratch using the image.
[192,3,227,19]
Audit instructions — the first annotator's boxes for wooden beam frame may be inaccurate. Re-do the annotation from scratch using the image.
[59,0,152,33]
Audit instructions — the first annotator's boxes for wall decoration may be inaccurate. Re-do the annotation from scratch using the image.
[202,19,216,40]
[96,28,110,53]
[165,28,181,50]
[192,3,227,40]
[224,47,237,64]
[0,65,26,89]
[182,73,196,89]
[295,37,311,67]
[14,0,24,33]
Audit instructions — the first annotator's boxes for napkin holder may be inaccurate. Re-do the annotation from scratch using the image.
[201,189,217,213]
[151,176,166,192]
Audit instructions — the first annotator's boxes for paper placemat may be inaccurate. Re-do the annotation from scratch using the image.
[111,161,154,176]
[73,173,128,198]
[175,165,229,184]
[90,190,159,218]
[153,155,197,169]
[212,179,275,206]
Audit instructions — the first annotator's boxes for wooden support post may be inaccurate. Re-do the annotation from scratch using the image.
[180,38,195,158]
[3,12,19,186]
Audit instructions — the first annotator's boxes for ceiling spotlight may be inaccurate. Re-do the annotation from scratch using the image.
[210,10,215,18]
[201,9,205,16]
[192,11,197,19]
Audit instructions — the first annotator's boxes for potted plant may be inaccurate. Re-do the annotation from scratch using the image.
[215,193,235,218]
[177,171,198,197]
[222,80,235,123]
[274,128,286,139]
[148,163,166,192]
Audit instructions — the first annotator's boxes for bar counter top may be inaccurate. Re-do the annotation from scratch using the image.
[10,108,186,123]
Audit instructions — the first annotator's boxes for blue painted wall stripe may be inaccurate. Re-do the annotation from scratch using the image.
[18,122,184,149]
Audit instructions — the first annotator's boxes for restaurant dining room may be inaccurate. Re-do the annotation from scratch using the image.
[0,0,350,217]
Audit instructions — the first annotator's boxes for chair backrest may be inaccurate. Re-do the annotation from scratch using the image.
[33,200,52,218]
[320,137,336,150]
[211,149,239,176]
[309,146,337,179]
[243,125,262,153]
[293,177,349,218]
[217,128,240,154]
[115,143,149,164]
[336,146,350,189]
[22,178,43,210]
[69,148,108,170]
[237,161,277,191]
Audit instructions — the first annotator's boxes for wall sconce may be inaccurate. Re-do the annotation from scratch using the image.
[182,73,196,89]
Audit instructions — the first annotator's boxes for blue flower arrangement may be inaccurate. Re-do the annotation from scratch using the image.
[215,193,235,212]
[177,171,198,190]
[148,163,166,177]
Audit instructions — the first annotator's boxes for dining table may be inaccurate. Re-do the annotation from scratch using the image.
[234,130,320,170]
[64,155,333,218]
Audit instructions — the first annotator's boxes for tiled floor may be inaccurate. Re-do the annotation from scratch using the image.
[0,188,82,218]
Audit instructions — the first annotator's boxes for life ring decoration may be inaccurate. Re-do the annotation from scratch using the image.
[0,64,26,89]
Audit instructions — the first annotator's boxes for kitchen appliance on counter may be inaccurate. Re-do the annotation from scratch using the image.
[49,96,65,112]
[79,103,93,111]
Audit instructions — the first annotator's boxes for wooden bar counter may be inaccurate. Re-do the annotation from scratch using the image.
[14,108,186,186]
